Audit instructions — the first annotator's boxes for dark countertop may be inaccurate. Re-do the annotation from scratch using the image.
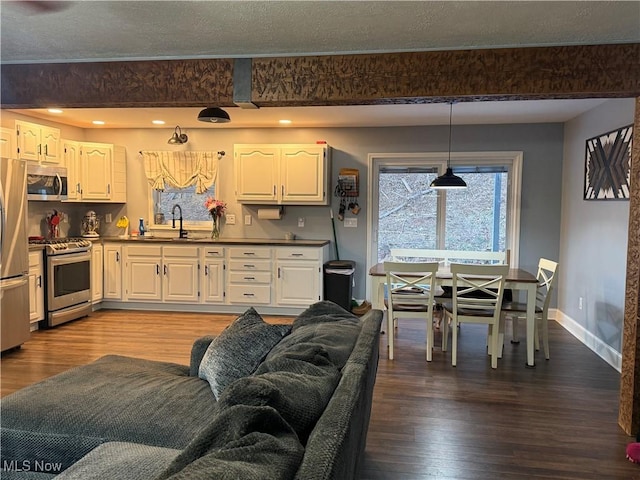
[98,236,330,247]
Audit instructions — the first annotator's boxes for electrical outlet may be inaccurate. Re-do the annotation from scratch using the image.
[298,217,305,228]
[105,213,112,223]
[244,215,252,226]
[344,218,358,228]
[226,213,236,225]
[579,297,583,310]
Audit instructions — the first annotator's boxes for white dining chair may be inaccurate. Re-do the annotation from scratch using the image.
[441,263,509,369]
[499,258,558,360]
[384,261,439,361]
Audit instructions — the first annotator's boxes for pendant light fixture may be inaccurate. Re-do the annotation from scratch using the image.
[167,126,188,145]
[197,106,231,123]
[430,103,467,190]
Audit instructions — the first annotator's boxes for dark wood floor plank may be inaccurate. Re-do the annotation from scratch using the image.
[1,308,639,479]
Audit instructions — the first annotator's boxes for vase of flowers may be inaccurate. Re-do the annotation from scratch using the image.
[204,197,226,239]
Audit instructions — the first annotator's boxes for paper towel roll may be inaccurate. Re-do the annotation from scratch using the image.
[257,208,282,220]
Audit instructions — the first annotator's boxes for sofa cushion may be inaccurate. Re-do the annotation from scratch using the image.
[266,301,362,370]
[198,307,291,399]
[54,442,180,480]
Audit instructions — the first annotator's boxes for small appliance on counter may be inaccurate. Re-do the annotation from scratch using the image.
[46,210,62,239]
[81,211,100,238]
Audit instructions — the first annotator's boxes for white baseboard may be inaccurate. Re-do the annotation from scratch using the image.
[553,308,622,372]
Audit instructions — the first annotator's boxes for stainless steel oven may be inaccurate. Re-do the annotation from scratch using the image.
[37,238,92,327]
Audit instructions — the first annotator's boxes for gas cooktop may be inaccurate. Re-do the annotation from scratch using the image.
[28,237,93,255]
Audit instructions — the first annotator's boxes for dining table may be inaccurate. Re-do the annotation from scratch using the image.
[368,262,540,367]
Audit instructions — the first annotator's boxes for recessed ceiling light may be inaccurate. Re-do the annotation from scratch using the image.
[48,108,63,114]
[92,120,105,125]
[279,119,292,125]
[152,120,165,125]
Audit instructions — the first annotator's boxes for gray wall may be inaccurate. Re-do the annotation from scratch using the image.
[4,111,564,300]
[559,98,633,353]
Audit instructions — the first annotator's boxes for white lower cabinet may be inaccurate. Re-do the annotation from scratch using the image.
[163,246,199,303]
[28,251,44,324]
[124,244,199,303]
[103,244,123,299]
[201,246,225,304]
[226,247,272,305]
[91,244,103,303]
[275,247,323,306]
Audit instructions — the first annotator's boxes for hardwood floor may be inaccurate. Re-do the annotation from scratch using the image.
[1,309,638,479]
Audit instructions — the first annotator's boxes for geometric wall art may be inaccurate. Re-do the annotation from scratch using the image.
[584,124,633,200]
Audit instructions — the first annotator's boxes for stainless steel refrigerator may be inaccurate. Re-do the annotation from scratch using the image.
[1,157,30,352]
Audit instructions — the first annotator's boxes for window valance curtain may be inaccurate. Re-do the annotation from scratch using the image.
[140,151,219,194]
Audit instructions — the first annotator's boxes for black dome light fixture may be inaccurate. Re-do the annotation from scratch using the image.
[430,103,467,190]
[167,126,188,145]
[197,106,231,123]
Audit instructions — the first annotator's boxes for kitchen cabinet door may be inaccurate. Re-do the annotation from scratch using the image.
[91,244,103,303]
[162,246,199,303]
[280,146,328,204]
[1,127,15,158]
[81,143,113,200]
[201,247,225,304]
[276,260,321,306]
[28,251,44,323]
[103,244,123,299]
[234,146,279,202]
[63,140,81,201]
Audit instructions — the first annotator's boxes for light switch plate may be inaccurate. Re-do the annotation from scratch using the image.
[105,213,112,223]
[226,213,236,225]
[344,218,358,228]
[298,217,305,228]
[244,215,252,226]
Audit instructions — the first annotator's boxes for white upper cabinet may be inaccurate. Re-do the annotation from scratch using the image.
[235,144,330,205]
[15,120,61,165]
[63,140,127,203]
[1,127,15,158]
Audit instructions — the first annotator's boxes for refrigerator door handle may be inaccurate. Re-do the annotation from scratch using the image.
[1,276,28,290]
[0,180,5,254]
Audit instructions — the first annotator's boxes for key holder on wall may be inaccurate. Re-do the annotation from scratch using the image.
[335,168,360,221]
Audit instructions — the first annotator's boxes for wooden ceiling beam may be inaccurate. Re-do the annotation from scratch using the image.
[1,44,638,109]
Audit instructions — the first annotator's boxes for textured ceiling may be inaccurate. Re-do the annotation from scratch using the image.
[1,1,638,64]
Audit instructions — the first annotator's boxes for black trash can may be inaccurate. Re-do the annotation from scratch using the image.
[323,260,356,311]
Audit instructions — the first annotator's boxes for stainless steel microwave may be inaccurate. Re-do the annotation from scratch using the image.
[26,164,68,201]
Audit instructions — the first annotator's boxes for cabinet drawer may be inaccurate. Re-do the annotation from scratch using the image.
[227,285,271,304]
[126,245,162,257]
[203,247,224,257]
[228,259,272,271]
[276,248,320,260]
[228,271,271,284]
[162,246,199,257]
[228,247,271,259]
[29,251,43,267]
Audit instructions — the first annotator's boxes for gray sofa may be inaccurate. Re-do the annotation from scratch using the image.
[1,302,382,480]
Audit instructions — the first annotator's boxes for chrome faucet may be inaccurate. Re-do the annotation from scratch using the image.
[171,204,188,238]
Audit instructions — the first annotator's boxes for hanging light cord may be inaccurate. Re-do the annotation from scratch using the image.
[447,102,453,168]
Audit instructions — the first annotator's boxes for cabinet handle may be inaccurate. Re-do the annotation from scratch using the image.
[204,265,208,275]
[38,144,41,155]
[273,185,276,195]
[44,144,48,156]
[244,276,255,281]
[243,252,256,256]
[291,253,303,257]
[281,185,284,196]
[107,184,111,194]
[164,265,168,275]
[156,264,160,275]
[243,293,255,297]
[243,264,255,268]
[77,183,81,193]
[277,267,281,279]
[116,252,120,262]
[37,275,42,288]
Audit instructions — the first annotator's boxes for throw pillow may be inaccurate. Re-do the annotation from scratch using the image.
[198,307,291,399]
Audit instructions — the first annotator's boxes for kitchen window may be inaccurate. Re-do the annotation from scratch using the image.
[150,185,216,228]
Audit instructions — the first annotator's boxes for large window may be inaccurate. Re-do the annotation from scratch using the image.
[149,184,217,228]
[369,152,522,270]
